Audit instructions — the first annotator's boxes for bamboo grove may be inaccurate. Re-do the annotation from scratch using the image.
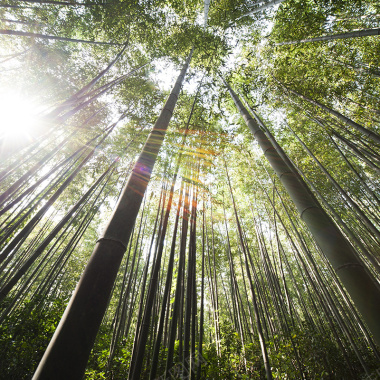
[0,0,379,379]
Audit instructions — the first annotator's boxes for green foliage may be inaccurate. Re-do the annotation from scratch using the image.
[268,324,368,379]
[0,298,66,380]
[202,322,264,379]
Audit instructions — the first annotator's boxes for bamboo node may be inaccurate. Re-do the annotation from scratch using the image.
[299,206,320,219]
[96,236,127,251]
[335,262,363,272]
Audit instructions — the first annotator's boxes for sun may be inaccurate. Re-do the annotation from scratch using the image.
[0,90,39,139]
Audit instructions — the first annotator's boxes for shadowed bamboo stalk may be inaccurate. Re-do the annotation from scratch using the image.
[32,48,193,380]
[149,78,203,379]
[149,177,184,379]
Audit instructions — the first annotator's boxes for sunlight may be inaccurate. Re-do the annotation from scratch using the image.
[0,91,39,139]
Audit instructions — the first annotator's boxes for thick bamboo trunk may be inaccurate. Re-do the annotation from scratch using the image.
[32,49,193,380]
[223,78,380,346]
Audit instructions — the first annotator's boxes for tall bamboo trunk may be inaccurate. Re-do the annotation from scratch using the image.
[32,49,193,380]
[225,159,273,379]
[223,78,380,346]
[276,28,380,46]
[165,182,190,377]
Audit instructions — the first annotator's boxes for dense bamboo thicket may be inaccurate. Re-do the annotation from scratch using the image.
[0,0,379,379]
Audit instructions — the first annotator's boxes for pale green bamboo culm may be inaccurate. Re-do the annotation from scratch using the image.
[222,76,380,347]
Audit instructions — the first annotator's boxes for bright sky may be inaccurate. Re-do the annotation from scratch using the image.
[0,89,40,140]
[152,58,202,95]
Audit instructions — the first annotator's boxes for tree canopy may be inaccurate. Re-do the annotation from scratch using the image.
[0,0,379,379]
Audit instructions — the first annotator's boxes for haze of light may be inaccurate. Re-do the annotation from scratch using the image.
[0,90,38,140]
